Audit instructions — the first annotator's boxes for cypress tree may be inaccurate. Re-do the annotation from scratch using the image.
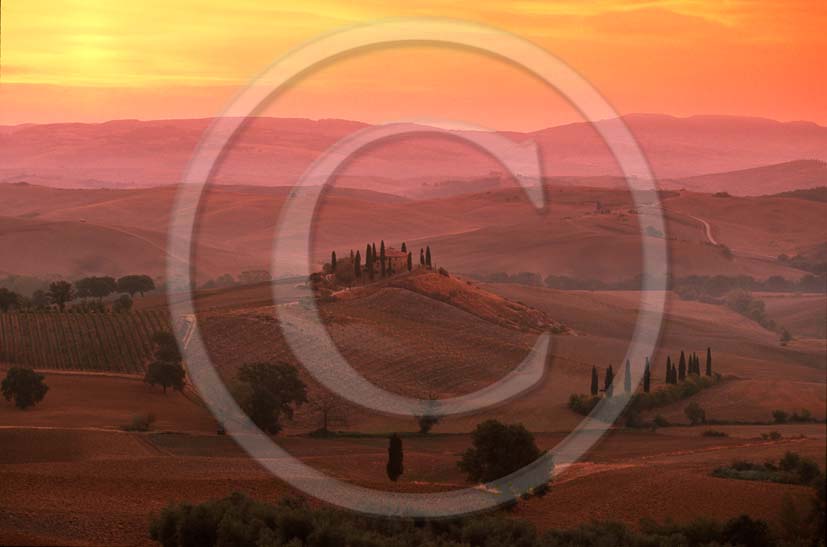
[694,353,700,375]
[407,252,413,272]
[366,244,374,281]
[380,240,386,277]
[665,356,672,384]
[590,365,599,396]
[425,246,432,268]
[420,248,425,266]
[354,250,362,278]
[604,365,614,397]
[671,364,678,384]
[705,347,712,376]
[331,251,337,272]
[386,433,404,482]
[401,242,407,253]
[624,359,631,393]
[678,350,686,381]
[643,358,651,393]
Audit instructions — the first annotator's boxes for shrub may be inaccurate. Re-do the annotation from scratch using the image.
[112,294,133,313]
[772,409,789,424]
[702,429,728,437]
[124,412,156,432]
[1,367,49,409]
[761,431,782,441]
[437,267,449,277]
[567,393,600,415]
[653,414,670,427]
[684,401,706,425]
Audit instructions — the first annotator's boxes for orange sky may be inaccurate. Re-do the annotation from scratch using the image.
[1,1,825,129]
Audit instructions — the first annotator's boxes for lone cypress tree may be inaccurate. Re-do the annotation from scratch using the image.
[386,433,404,482]
[705,347,712,376]
[604,366,614,397]
[331,251,337,272]
[624,359,632,393]
[354,250,362,279]
[590,365,599,396]
[643,358,651,393]
[678,351,686,381]
[425,246,432,268]
[407,252,413,272]
[665,356,672,384]
[366,244,374,281]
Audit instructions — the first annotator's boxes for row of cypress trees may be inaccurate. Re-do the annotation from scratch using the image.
[331,241,433,282]
[589,348,713,397]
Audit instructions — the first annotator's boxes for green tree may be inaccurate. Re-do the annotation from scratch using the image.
[425,246,432,268]
[2,367,49,409]
[604,365,614,397]
[407,252,413,272]
[458,420,542,483]
[116,275,156,297]
[0,288,21,312]
[665,356,672,385]
[590,365,599,396]
[47,280,75,311]
[420,248,425,266]
[678,350,687,381]
[366,244,374,281]
[112,294,133,313]
[75,276,117,302]
[354,250,362,279]
[331,251,337,272]
[386,433,404,482]
[380,240,386,277]
[685,401,706,425]
[144,361,185,394]
[234,362,307,435]
[401,242,407,253]
[643,358,651,393]
[624,359,632,393]
[705,347,712,376]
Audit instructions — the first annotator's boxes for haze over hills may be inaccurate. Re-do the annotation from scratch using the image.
[672,159,827,196]
[1,114,826,196]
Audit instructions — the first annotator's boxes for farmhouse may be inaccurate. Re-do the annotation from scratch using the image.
[384,247,409,273]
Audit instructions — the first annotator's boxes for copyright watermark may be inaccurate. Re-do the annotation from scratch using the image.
[167,18,667,518]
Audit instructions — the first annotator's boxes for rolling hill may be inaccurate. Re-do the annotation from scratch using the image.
[2,114,826,194]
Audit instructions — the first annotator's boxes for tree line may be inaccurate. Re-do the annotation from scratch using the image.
[587,347,713,398]
[0,274,155,313]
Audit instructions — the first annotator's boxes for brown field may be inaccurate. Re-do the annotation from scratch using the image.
[0,159,825,546]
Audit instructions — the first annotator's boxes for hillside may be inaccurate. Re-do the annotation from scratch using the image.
[675,160,827,196]
[1,182,822,282]
[2,115,826,193]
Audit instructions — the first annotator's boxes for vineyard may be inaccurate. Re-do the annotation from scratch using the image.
[0,311,173,374]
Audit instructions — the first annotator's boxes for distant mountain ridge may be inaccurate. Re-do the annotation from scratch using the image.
[1,114,826,196]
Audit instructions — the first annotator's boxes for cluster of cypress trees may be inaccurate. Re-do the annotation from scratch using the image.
[589,349,712,396]
[665,347,712,384]
[333,241,432,282]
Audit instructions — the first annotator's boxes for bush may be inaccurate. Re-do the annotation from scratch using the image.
[684,401,706,425]
[112,294,133,313]
[772,409,789,424]
[713,452,822,487]
[567,393,600,416]
[123,412,156,432]
[653,414,670,427]
[761,431,782,441]
[702,429,728,437]
[1,367,49,409]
